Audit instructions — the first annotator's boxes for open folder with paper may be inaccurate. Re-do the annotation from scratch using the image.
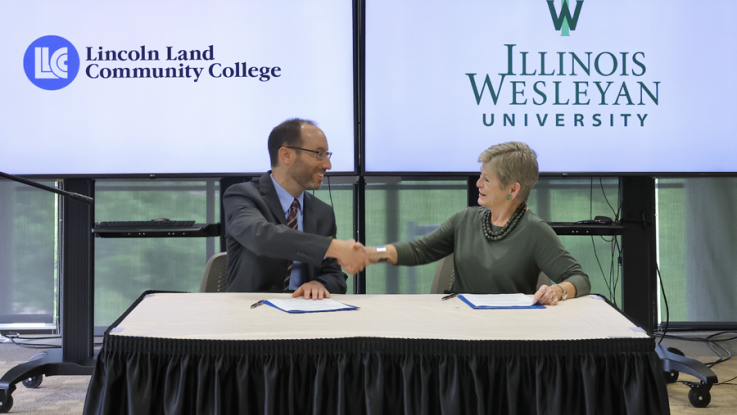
[459,294,545,309]
[264,298,359,313]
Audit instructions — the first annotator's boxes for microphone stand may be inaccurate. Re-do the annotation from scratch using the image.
[0,171,95,414]
[0,172,94,204]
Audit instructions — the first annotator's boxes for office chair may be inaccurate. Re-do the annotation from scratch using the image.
[407,221,441,293]
[431,254,455,294]
[200,252,228,292]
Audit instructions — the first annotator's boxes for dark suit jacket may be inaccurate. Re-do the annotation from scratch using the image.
[223,172,348,293]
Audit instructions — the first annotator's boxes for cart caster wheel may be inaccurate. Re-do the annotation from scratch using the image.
[688,387,711,408]
[21,352,46,389]
[0,395,13,413]
[664,370,679,383]
[663,347,684,383]
[22,375,42,389]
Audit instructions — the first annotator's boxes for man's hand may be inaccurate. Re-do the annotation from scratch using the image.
[326,239,370,275]
[293,280,330,300]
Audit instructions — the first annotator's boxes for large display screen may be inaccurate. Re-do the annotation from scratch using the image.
[365,0,737,173]
[0,0,355,176]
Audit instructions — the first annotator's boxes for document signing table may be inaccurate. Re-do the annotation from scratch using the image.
[84,292,669,415]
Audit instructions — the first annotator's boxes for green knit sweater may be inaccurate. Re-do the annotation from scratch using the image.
[394,207,591,296]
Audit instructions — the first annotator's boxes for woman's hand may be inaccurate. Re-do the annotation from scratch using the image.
[365,244,398,265]
[533,284,562,306]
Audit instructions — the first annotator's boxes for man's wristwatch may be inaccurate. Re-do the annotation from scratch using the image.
[375,246,388,263]
[554,284,568,301]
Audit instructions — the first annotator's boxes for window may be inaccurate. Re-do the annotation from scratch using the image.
[533,178,621,304]
[365,179,467,294]
[363,177,621,302]
[94,180,219,327]
[0,179,57,331]
[656,178,737,323]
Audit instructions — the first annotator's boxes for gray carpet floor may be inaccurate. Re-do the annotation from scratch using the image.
[0,336,92,414]
[1,333,736,414]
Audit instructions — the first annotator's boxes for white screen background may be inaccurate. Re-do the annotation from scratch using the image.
[0,0,354,175]
[365,0,737,173]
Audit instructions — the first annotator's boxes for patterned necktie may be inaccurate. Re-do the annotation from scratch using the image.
[284,198,300,290]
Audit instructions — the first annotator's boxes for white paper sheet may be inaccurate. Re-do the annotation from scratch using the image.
[265,298,357,313]
[460,294,534,307]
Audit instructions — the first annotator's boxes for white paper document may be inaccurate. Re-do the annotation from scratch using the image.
[460,294,536,308]
[265,298,359,313]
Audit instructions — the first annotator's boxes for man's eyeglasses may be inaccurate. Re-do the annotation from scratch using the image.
[285,146,332,160]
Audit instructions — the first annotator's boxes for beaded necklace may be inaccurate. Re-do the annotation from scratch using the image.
[481,202,527,241]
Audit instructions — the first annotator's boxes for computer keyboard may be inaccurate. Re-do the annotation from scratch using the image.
[95,220,196,228]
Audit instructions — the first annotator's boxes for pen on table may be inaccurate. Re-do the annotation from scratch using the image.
[250,300,265,309]
[441,293,458,301]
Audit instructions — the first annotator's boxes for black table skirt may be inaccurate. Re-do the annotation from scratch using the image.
[85,334,669,415]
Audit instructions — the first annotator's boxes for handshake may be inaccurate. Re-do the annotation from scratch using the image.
[327,239,394,275]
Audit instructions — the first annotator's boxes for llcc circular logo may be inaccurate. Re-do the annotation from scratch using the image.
[23,35,80,90]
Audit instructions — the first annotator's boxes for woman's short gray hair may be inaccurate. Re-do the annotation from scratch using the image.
[478,142,539,202]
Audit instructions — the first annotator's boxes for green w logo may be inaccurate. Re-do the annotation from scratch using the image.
[547,0,584,36]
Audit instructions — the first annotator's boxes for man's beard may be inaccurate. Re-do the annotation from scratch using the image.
[290,155,322,191]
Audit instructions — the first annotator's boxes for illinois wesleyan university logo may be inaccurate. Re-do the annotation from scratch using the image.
[547,0,584,36]
[23,35,80,90]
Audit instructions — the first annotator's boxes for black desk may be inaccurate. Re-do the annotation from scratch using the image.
[84,292,669,415]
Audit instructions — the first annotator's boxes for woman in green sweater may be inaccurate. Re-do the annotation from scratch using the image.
[366,142,590,306]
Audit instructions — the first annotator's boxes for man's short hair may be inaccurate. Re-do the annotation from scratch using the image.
[478,141,539,202]
[268,118,317,167]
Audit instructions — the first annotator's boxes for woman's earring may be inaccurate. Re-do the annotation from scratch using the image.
[506,193,512,200]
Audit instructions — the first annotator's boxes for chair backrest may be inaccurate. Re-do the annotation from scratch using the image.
[430,255,550,294]
[200,252,229,292]
[407,221,441,293]
[431,254,455,294]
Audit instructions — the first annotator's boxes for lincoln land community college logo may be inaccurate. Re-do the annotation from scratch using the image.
[23,35,80,90]
[547,0,584,36]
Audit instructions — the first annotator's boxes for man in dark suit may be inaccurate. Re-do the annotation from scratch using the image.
[223,118,368,299]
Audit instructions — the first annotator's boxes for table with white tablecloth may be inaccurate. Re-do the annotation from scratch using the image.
[84,292,669,415]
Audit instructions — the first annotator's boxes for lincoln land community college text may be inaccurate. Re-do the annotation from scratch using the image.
[84,45,281,82]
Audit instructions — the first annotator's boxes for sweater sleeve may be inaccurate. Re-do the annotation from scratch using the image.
[393,211,460,266]
[532,221,592,297]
